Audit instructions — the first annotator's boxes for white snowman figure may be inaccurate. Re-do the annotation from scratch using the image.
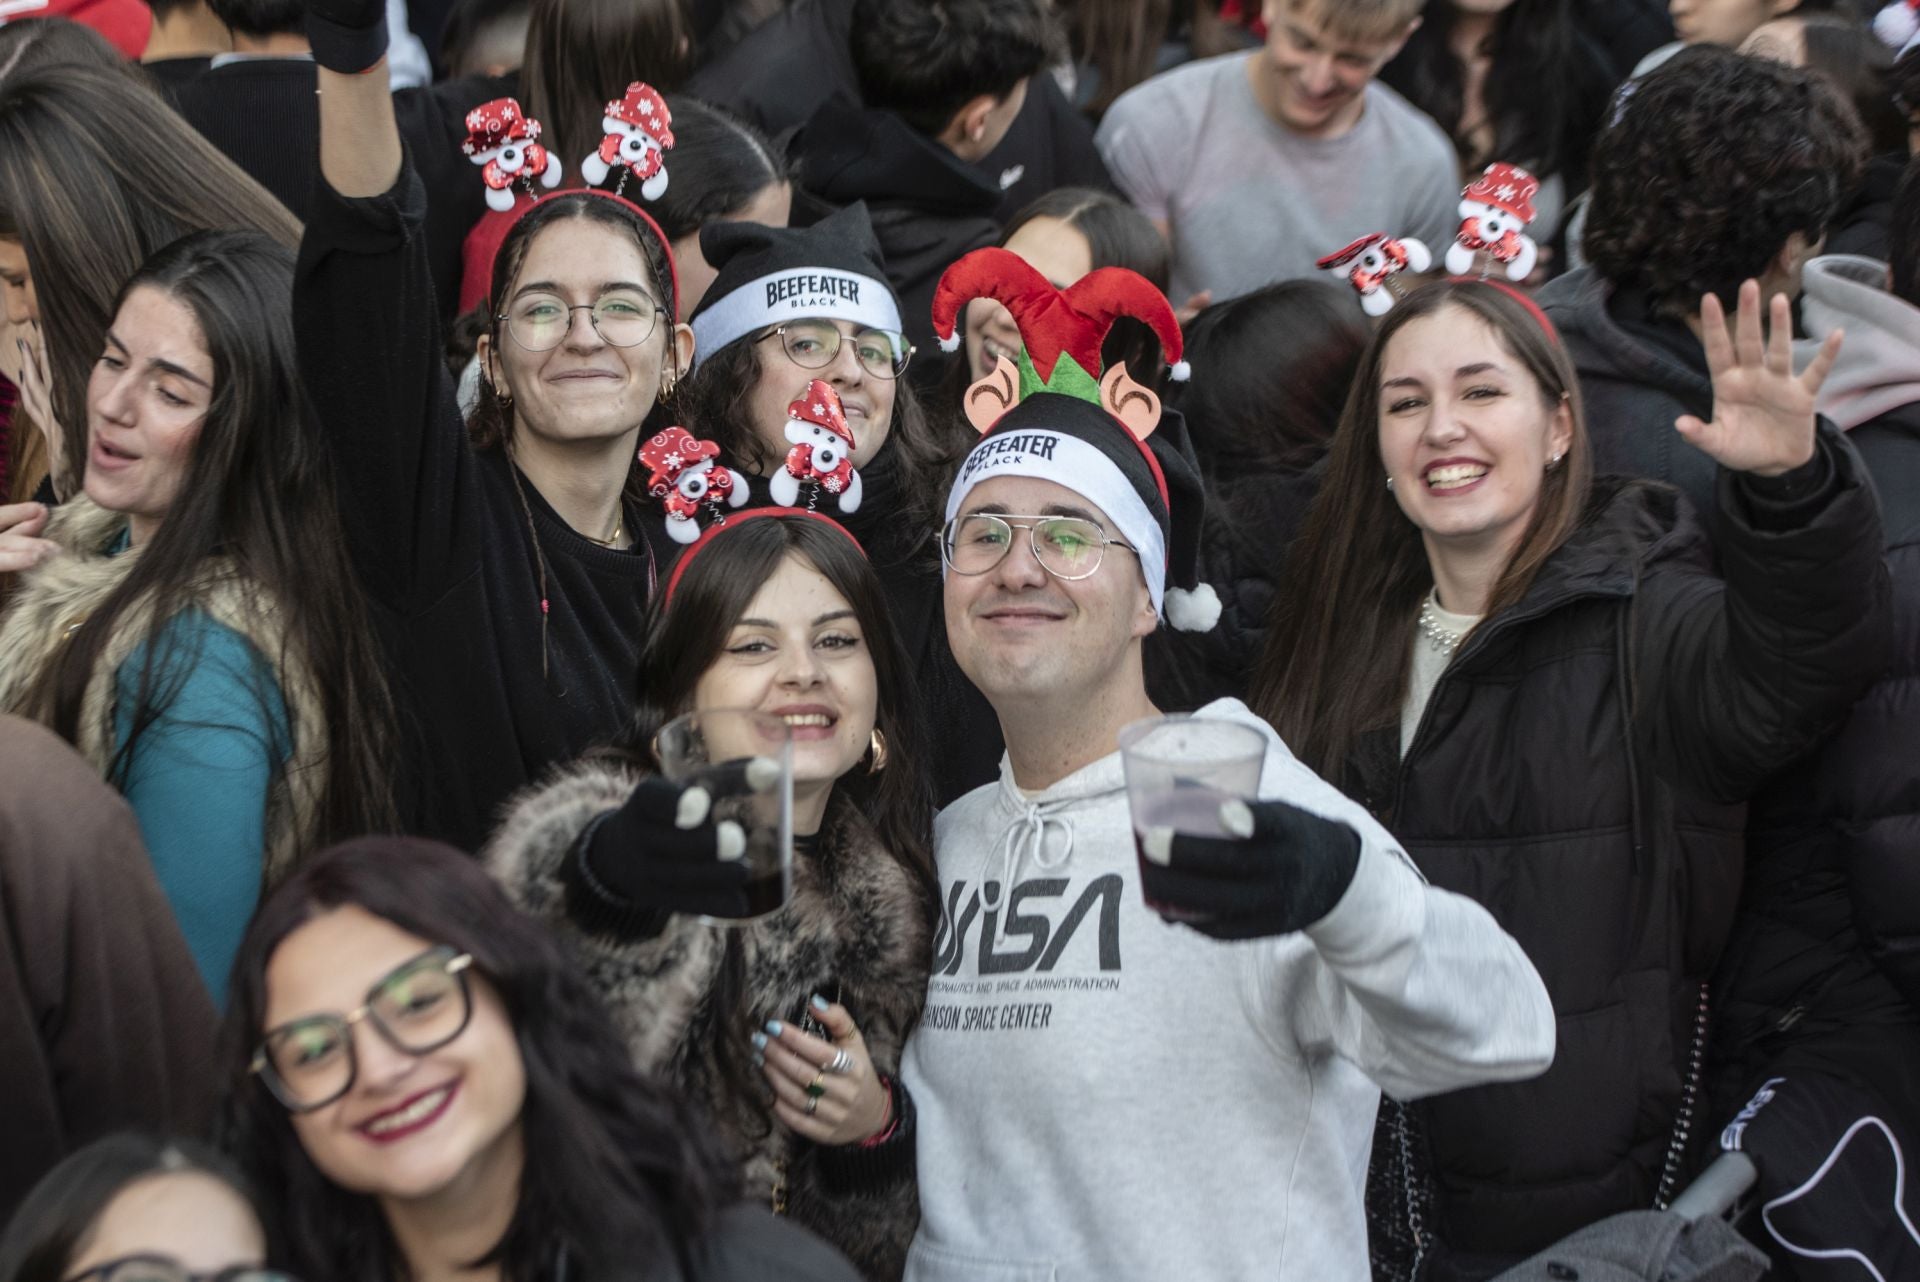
[580,82,675,200]
[1316,232,1432,317]
[462,98,563,214]
[1445,162,1541,282]
[770,379,863,514]
[640,427,750,545]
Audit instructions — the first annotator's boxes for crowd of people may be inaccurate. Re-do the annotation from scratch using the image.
[0,0,1916,1276]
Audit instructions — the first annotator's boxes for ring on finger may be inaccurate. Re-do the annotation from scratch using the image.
[806,1070,827,1100]
[805,1093,820,1116]
[827,1049,854,1075]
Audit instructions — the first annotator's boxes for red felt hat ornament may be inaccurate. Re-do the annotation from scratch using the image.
[1316,232,1432,317]
[580,82,676,200]
[463,97,565,213]
[1446,162,1542,282]
[771,380,863,514]
[637,426,750,545]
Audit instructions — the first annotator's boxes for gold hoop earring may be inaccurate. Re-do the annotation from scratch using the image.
[866,727,888,774]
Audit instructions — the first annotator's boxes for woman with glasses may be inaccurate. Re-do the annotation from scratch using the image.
[674,211,1003,804]
[294,28,697,853]
[220,836,861,1282]
[0,1135,285,1282]
[487,511,936,1281]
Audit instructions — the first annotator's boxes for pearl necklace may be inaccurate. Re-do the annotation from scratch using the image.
[1416,590,1470,657]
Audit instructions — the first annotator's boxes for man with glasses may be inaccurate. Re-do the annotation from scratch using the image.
[896,252,1555,1282]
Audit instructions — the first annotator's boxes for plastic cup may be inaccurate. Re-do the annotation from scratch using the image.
[654,708,794,923]
[1118,714,1266,918]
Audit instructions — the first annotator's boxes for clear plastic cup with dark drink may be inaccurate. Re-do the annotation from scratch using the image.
[655,708,794,924]
[1119,715,1266,920]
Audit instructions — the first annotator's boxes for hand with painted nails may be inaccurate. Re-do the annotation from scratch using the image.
[0,501,57,574]
[752,996,891,1146]
[1139,797,1362,941]
[577,758,782,919]
[1677,279,1842,478]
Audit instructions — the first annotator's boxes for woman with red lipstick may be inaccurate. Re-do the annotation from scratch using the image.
[1252,277,1890,1274]
[0,229,393,1007]
[488,512,936,1281]
[219,836,861,1282]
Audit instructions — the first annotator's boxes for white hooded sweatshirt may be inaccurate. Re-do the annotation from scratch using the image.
[1798,254,1920,431]
[901,698,1555,1282]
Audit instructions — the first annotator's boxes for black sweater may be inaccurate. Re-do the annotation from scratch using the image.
[297,164,665,853]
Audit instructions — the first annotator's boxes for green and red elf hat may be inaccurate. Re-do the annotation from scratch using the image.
[930,248,1191,401]
[934,248,1220,633]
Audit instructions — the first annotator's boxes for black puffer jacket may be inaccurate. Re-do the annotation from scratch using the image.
[1710,401,1920,1120]
[1352,442,1889,1275]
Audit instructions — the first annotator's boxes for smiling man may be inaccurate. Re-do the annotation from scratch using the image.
[1095,0,1457,305]
[896,251,1555,1282]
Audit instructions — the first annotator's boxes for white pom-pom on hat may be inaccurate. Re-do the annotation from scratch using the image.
[1876,0,1920,48]
[1164,582,1222,633]
[938,332,961,353]
[1170,360,1191,382]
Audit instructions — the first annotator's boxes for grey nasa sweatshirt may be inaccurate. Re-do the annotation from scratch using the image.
[900,698,1554,1282]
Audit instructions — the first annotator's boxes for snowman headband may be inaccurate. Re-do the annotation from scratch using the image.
[490,187,682,323]
[662,509,866,608]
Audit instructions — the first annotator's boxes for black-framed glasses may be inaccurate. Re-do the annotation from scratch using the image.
[755,319,914,379]
[65,1258,299,1282]
[251,946,475,1113]
[500,290,665,352]
[940,513,1138,581]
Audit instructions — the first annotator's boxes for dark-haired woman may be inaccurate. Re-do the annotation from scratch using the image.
[488,511,935,1280]
[0,230,394,1003]
[220,836,861,1282]
[675,209,994,802]
[1380,0,1619,266]
[0,1135,280,1282]
[1251,279,1888,1276]
[297,19,697,852]
[1148,279,1369,710]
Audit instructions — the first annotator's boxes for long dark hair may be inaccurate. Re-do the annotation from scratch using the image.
[0,63,299,494]
[1250,280,1592,786]
[217,837,734,1282]
[0,1135,261,1282]
[673,333,957,547]
[640,97,788,246]
[1174,279,1368,476]
[1798,15,1907,157]
[613,514,937,1131]
[1379,0,1613,186]
[30,231,394,857]
[523,0,691,166]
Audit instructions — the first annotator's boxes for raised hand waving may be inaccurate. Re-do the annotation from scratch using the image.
[1675,279,1844,477]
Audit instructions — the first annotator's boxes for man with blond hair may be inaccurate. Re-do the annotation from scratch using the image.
[1096,0,1457,304]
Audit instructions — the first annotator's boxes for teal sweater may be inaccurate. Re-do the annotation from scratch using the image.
[113,607,291,1006]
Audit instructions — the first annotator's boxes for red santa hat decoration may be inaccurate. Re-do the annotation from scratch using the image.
[463,98,563,213]
[772,380,862,514]
[639,426,750,545]
[1316,232,1432,317]
[1446,162,1541,282]
[580,82,676,200]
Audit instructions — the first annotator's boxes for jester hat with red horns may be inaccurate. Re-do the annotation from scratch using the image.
[934,248,1220,633]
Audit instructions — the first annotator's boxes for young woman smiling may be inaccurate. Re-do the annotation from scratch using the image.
[487,512,936,1280]
[1252,279,1890,1271]
[219,836,860,1282]
[296,10,697,852]
[0,230,393,1003]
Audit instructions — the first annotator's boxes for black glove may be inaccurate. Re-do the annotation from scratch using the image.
[565,758,781,929]
[1139,796,1363,941]
[304,0,389,74]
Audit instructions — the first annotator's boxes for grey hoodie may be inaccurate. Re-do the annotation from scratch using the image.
[1796,255,1920,432]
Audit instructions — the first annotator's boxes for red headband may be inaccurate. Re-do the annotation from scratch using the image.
[661,509,866,607]
[1453,277,1561,346]
[485,186,683,320]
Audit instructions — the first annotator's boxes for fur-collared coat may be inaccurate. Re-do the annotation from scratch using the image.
[486,758,931,1281]
[0,496,325,886]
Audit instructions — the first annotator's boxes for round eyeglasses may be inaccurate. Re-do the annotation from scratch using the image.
[501,290,664,352]
[756,319,913,379]
[252,946,475,1113]
[940,513,1138,582]
[65,1258,299,1282]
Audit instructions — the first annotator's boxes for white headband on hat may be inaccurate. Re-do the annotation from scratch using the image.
[944,429,1169,616]
[690,267,902,370]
